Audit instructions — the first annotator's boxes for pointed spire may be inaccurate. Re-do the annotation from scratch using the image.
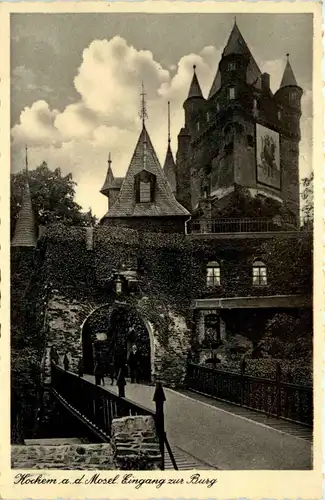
[163,101,176,193]
[139,81,148,127]
[100,152,115,196]
[280,54,298,88]
[11,149,36,247]
[187,65,203,99]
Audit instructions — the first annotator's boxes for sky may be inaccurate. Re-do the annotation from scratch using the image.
[10,13,313,218]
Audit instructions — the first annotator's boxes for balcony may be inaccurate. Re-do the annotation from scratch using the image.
[186,217,312,238]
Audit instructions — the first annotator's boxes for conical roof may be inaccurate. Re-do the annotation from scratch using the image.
[208,22,262,98]
[280,58,298,88]
[103,126,189,218]
[11,179,36,247]
[163,143,176,194]
[187,66,204,99]
[100,155,123,197]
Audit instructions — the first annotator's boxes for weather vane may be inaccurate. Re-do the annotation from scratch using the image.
[139,82,148,126]
[25,145,28,173]
[168,101,171,145]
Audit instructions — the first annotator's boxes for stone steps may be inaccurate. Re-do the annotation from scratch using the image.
[164,445,216,470]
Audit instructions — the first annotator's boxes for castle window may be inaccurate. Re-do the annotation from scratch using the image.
[290,91,298,101]
[277,110,282,120]
[135,170,156,203]
[196,121,200,131]
[207,261,221,287]
[139,182,151,202]
[204,314,221,344]
[228,62,236,71]
[206,112,210,123]
[228,87,235,100]
[216,102,220,113]
[252,260,267,286]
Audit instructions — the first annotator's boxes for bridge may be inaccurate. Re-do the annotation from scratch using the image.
[49,361,312,470]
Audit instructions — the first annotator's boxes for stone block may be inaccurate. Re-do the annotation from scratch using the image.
[111,415,161,470]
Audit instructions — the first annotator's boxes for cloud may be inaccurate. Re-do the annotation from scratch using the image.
[11,37,312,218]
[12,65,53,94]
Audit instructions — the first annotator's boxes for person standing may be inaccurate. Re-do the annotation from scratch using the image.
[94,357,105,386]
[128,344,140,383]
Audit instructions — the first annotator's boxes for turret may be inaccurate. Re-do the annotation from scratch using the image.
[274,54,303,111]
[11,148,36,248]
[100,153,123,210]
[163,101,176,194]
[183,65,205,127]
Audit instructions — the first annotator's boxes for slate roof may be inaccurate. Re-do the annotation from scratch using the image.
[187,67,204,99]
[208,23,262,98]
[100,161,123,197]
[102,126,189,218]
[11,180,37,247]
[280,58,298,88]
[163,143,177,194]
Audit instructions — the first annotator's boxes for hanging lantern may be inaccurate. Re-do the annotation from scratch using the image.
[115,276,122,294]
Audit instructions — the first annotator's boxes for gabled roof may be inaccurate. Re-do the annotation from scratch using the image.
[163,143,176,194]
[208,22,262,99]
[187,66,204,99]
[11,179,37,247]
[280,58,298,88]
[102,126,189,218]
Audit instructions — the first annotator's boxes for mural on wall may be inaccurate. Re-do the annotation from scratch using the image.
[256,124,281,189]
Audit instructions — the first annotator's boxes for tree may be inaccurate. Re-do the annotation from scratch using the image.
[11,162,97,236]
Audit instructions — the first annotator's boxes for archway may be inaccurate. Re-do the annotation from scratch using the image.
[81,303,152,383]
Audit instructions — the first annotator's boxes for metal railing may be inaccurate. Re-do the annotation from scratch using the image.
[51,362,178,470]
[186,217,312,235]
[186,362,312,426]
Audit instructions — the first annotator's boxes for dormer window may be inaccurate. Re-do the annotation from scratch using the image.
[135,170,156,203]
[228,62,236,71]
[228,87,235,100]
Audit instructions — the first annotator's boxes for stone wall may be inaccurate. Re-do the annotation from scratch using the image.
[111,415,161,470]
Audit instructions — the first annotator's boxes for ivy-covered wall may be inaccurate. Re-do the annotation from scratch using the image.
[23,223,312,388]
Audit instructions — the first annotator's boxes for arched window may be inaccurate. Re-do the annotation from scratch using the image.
[196,121,200,132]
[135,170,156,203]
[207,261,221,287]
[252,260,267,286]
[228,87,235,100]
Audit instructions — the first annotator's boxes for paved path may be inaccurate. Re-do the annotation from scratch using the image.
[85,376,312,470]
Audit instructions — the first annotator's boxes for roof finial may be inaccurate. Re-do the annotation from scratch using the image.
[108,152,112,166]
[25,145,28,173]
[234,15,237,25]
[167,101,171,145]
[286,53,290,60]
[193,64,196,73]
[139,81,148,127]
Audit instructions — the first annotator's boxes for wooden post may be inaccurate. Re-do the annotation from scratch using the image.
[153,381,166,471]
[116,369,126,398]
[276,362,282,419]
[240,357,246,407]
[63,354,69,371]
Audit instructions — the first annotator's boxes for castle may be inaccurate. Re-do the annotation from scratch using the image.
[11,22,311,392]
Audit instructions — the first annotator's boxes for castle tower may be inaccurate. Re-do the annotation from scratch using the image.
[11,147,36,248]
[176,21,302,221]
[163,101,176,194]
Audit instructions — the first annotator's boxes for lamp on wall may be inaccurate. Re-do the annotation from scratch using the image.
[115,275,123,295]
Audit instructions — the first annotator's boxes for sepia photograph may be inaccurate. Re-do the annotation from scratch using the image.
[9,9,315,476]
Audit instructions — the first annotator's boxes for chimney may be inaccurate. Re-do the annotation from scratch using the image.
[261,73,270,91]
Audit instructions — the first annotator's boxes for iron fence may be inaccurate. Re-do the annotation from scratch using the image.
[51,362,177,470]
[186,217,312,235]
[186,362,312,426]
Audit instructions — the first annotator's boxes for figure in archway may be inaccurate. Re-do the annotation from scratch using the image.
[128,344,141,383]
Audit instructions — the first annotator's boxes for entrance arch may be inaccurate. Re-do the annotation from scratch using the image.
[81,302,154,383]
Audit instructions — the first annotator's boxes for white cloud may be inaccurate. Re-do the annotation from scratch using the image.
[11,38,312,218]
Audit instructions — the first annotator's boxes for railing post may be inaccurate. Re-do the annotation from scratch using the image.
[116,368,126,398]
[153,382,166,471]
[240,357,246,407]
[276,362,282,419]
[63,354,69,371]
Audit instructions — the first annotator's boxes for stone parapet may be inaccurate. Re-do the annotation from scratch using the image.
[111,415,161,470]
